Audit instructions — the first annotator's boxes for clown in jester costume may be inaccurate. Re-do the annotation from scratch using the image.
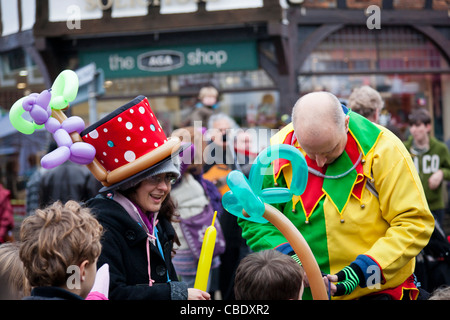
[238,92,435,300]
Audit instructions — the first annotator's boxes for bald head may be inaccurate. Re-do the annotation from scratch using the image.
[292,92,345,135]
[291,92,349,167]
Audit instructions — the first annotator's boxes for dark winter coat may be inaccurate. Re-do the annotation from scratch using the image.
[86,195,187,300]
[23,287,84,300]
[39,161,101,207]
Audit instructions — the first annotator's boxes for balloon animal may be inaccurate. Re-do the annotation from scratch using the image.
[9,70,95,169]
[222,144,329,300]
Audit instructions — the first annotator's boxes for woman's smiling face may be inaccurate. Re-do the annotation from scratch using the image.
[129,173,176,213]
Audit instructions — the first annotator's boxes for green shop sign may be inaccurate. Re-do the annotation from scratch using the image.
[79,41,258,78]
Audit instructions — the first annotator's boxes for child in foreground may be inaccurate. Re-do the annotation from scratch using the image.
[234,250,304,300]
[0,242,31,299]
[19,200,104,300]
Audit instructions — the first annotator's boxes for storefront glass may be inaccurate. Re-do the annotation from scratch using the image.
[72,68,279,132]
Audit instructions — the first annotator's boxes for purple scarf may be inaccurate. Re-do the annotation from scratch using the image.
[134,203,156,235]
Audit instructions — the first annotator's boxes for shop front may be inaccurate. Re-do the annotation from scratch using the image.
[73,40,280,131]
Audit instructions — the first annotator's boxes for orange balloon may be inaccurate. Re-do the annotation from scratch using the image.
[246,204,329,300]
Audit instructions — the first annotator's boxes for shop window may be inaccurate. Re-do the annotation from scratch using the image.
[73,68,278,133]
[301,26,448,73]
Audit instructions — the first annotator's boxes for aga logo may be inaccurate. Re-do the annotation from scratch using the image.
[137,50,184,72]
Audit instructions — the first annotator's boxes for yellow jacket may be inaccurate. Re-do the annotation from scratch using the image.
[239,112,435,300]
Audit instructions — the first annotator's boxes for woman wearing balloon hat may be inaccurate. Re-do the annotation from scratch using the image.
[83,96,210,300]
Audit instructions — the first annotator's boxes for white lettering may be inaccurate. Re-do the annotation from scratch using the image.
[422,154,440,174]
[423,155,432,174]
[148,55,173,67]
[66,5,81,30]
[366,265,381,290]
[66,265,81,289]
[109,54,135,71]
[365,5,381,30]
[180,304,215,317]
[187,48,228,68]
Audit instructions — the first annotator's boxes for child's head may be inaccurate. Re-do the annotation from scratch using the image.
[198,86,218,107]
[19,200,103,298]
[429,285,450,300]
[0,242,31,299]
[234,250,304,300]
[408,108,431,126]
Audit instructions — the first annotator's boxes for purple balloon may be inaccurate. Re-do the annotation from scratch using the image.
[45,117,61,134]
[22,90,52,125]
[41,146,70,169]
[53,128,73,148]
[22,93,39,111]
[62,116,86,134]
[69,142,96,165]
[29,106,50,125]
[36,90,51,113]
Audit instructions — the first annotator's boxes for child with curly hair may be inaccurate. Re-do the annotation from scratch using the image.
[19,200,103,300]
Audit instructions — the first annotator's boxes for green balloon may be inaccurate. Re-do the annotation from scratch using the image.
[9,97,44,135]
[50,70,79,110]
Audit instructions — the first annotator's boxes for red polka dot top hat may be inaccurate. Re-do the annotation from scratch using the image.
[80,95,183,193]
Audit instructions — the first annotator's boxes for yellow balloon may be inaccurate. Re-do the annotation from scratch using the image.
[194,211,218,291]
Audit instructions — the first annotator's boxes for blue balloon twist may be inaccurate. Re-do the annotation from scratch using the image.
[222,144,308,223]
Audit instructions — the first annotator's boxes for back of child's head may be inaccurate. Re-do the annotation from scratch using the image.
[429,285,450,300]
[19,200,103,288]
[234,250,304,300]
[0,242,31,299]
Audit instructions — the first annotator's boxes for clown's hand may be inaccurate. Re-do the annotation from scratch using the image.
[327,263,364,296]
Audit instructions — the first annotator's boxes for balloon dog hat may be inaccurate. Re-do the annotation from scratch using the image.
[9,70,183,192]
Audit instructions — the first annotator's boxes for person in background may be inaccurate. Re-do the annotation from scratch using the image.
[0,182,14,244]
[404,108,450,293]
[170,126,225,297]
[404,108,450,227]
[203,112,252,300]
[185,86,220,127]
[25,150,47,216]
[347,85,383,123]
[348,85,403,140]
[39,142,101,208]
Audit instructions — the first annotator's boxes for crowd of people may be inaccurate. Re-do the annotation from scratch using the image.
[0,85,450,301]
